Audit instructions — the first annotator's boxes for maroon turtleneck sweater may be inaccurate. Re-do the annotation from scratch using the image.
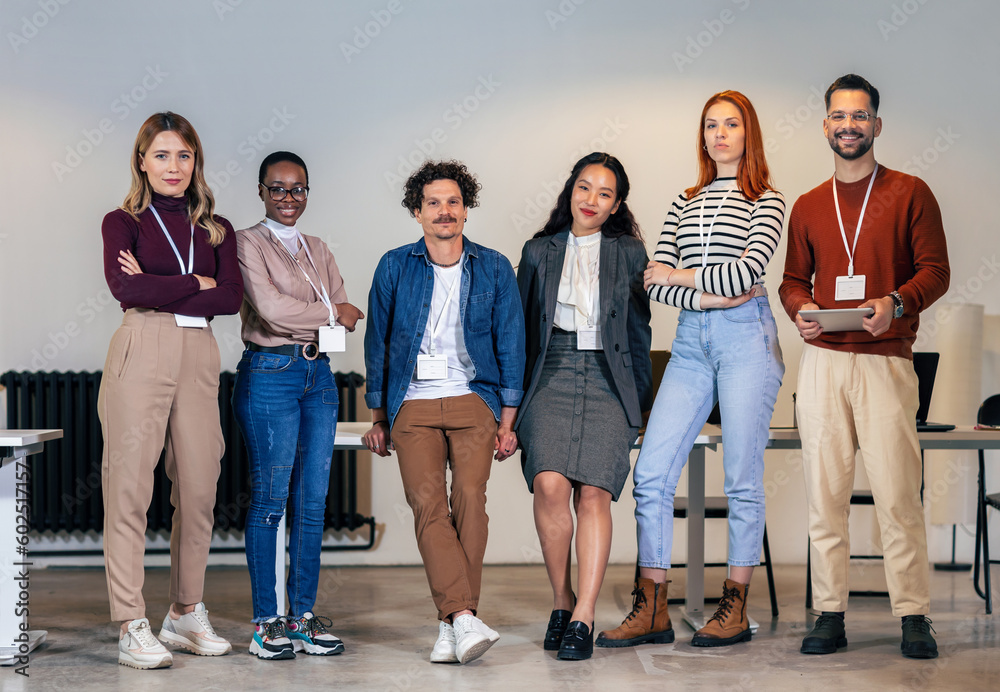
[102,192,243,316]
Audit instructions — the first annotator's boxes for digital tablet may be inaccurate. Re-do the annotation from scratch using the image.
[798,308,874,332]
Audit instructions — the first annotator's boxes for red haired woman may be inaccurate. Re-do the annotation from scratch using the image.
[598,91,785,649]
[100,112,242,668]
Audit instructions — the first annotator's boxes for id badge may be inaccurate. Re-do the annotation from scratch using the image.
[416,354,448,379]
[319,325,346,352]
[577,326,603,350]
[174,314,208,328]
[835,275,866,301]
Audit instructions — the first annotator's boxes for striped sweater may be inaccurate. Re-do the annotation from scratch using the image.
[648,178,785,311]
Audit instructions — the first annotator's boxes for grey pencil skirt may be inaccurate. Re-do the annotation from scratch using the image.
[519,329,638,501]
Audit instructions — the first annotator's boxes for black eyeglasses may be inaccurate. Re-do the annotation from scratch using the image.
[262,184,309,202]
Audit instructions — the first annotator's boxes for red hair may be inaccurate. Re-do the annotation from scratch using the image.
[684,90,773,202]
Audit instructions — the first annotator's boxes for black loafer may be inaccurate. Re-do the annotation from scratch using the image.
[557,621,593,661]
[544,609,573,651]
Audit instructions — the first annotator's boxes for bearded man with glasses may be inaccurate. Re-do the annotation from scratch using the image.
[779,74,950,660]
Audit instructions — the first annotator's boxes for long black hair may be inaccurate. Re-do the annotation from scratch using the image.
[533,152,642,240]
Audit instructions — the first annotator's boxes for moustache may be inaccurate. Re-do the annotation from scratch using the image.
[434,216,458,224]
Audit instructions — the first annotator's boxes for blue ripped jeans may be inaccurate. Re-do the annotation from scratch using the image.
[233,348,338,622]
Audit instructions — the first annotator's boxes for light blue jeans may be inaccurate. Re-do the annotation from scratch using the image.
[634,296,784,569]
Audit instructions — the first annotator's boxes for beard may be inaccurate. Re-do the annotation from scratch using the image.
[828,129,874,160]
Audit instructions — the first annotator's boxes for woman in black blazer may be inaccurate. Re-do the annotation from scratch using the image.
[516,152,652,660]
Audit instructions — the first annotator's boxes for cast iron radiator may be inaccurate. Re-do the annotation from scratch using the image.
[1,370,374,551]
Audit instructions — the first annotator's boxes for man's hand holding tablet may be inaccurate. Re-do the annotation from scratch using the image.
[797,304,877,335]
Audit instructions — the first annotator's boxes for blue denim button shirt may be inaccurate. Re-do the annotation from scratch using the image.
[364,236,526,428]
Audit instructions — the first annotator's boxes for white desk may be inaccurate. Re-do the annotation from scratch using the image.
[0,429,63,666]
[679,425,1000,630]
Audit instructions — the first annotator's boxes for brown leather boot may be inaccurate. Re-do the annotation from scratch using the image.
[691,579,752,647]
[595,578,674,647]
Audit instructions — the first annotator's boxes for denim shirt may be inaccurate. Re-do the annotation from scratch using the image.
[364,236,526,429]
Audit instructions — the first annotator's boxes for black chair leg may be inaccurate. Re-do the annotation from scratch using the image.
[762,527,778,617]
[981,451,992,614]
[805,540,813,611]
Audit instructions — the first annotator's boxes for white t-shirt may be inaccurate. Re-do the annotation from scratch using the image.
[554,231,601,331]
[404,261,475,401]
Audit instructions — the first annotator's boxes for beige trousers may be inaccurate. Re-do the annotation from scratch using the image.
[98,309,224,622]
[796,343,930,616]
[391,394,497,622]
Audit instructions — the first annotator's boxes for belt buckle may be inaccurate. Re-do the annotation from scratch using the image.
[302,342,319,361]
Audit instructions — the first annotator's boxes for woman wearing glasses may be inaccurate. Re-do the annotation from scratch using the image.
[100,112,242,669]
[232,151,364,660]
[598,91,784,650]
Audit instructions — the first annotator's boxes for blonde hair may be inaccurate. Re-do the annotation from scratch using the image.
[121,112,226,247]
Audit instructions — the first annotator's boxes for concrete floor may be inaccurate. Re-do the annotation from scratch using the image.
[13,563,999,691]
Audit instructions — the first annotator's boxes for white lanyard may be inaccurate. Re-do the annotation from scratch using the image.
[428,263,463,357]
[573,240,599,327]
[832,162,878,278]
[698,185,735,267]
[149,206,194,274]
[277,231,335,326]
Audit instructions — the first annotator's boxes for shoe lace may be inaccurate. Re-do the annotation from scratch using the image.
[813,613,843,633]
[190,608,218,636]
[624,586,648,623]
[304,614,334,636]
[706,582,741,625]
[905,616,936,635]
[130,620,160,649]
[261,618,287,641]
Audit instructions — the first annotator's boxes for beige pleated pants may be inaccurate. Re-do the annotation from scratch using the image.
[98,308,224,622]
[796,343,930,616]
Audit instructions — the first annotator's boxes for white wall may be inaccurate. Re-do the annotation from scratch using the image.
[2,0,998,568]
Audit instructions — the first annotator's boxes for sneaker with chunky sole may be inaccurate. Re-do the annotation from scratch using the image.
[800,613,848,655]
[453,614,499,664]
[159,602,232,656]
[249,617,295,660]
[119,618,173,669]
[901,615,938,659]
[430,621,458,664]
[287,612,344,655]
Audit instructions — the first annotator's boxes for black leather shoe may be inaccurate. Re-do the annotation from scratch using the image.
[557,621,593,661]
[544,610,573,651]
[901,615,938,659]
[800,613,847,655]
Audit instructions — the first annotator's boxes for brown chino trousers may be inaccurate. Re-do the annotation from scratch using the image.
[392,394,498,622]
[98,308,224,622]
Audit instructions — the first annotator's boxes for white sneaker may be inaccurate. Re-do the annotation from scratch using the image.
[119,618,173,669]
[159,603,232,656]
[430,621,458,663]
[453,614,499,664]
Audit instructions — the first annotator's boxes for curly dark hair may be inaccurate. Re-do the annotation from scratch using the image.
[534,152,642,240]
[401,160,481,217]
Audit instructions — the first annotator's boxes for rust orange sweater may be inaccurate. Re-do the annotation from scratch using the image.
[779,165,949,359]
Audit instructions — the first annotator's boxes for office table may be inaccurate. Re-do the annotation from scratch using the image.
[679,425,1000,630]
[309,423,1000,630]
[0,429,63,666]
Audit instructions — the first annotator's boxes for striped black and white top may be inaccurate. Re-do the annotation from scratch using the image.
[648,178,785,311]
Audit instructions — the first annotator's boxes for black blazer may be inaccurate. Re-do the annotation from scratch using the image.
[515,229,653,429]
